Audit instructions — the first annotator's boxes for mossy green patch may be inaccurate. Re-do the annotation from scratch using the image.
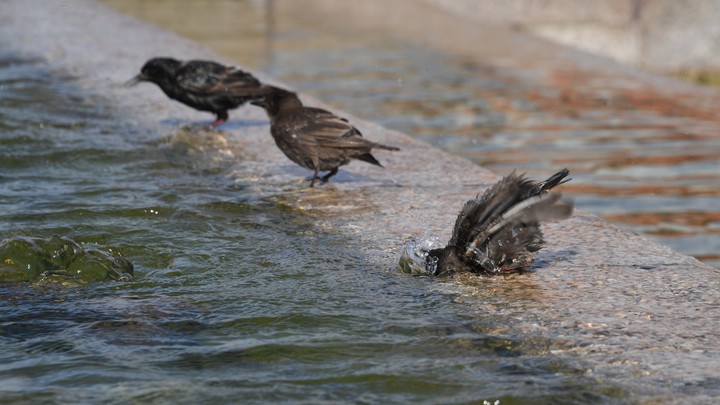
[0,235,133,284]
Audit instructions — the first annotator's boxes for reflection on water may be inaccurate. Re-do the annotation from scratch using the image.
[103,0,720,268]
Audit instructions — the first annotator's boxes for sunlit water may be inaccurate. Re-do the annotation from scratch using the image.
[103,0,720,269]
[0,54,630,403]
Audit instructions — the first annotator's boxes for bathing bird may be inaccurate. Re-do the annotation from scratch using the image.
[251,87,400,186]
[428,169,573,276]
[127,57,264,128]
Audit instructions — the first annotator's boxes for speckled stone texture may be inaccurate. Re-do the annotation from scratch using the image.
[1,0,719,402]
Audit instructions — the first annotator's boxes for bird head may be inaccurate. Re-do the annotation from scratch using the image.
[250,86,302,118]
[125,57,182,87]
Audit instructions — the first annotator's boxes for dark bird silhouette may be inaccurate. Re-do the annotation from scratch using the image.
[127,57,264,128]
[251,87,400,186]
[428,169,574,276]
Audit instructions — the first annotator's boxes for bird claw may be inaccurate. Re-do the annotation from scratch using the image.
[205,120,226,130]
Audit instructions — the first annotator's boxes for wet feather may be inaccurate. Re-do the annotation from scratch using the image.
[428,169,573,276]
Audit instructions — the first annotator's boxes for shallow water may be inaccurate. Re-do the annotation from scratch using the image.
[103,0,720,269]
[0,54,634,403]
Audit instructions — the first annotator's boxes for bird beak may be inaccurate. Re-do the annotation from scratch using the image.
[124,74,147,87]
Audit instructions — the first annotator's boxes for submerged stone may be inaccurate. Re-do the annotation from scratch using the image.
[0,235,133,284]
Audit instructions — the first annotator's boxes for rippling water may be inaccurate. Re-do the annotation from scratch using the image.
[0,54,630,403]
[103,0,720,269]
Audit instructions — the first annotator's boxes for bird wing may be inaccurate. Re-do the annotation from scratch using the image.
[293,108,372,150]
[448,172,526,248]
[459,171,573,260]
[176,60,260,95]
[437,169,572,275]
[207,68,262,96]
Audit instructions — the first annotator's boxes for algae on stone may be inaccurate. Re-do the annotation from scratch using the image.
[0,236,133,284]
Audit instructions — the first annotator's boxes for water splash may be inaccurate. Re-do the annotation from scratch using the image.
[398,234,443,276]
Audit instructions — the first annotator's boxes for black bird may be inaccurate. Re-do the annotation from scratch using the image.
[428,169,574,276]
[127,57,264,128]
[251,87,400,186]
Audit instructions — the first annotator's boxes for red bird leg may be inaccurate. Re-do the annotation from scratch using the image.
[207,111,229,129]
[207,118,226,129]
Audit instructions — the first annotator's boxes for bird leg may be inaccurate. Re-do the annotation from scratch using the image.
[497,254,534,273]
[207,111,229,129]
[310,166,320,187]
[207,118,226,129]
[320,168,339,183]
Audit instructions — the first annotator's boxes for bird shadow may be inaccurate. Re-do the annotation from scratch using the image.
[530,249,579,269]
[306,168,396,187]
[264,164,377,186]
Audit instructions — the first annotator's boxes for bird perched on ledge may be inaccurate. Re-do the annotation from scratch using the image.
[428,169,574,276]
[127,57,264,128]
[251,86,400,187]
